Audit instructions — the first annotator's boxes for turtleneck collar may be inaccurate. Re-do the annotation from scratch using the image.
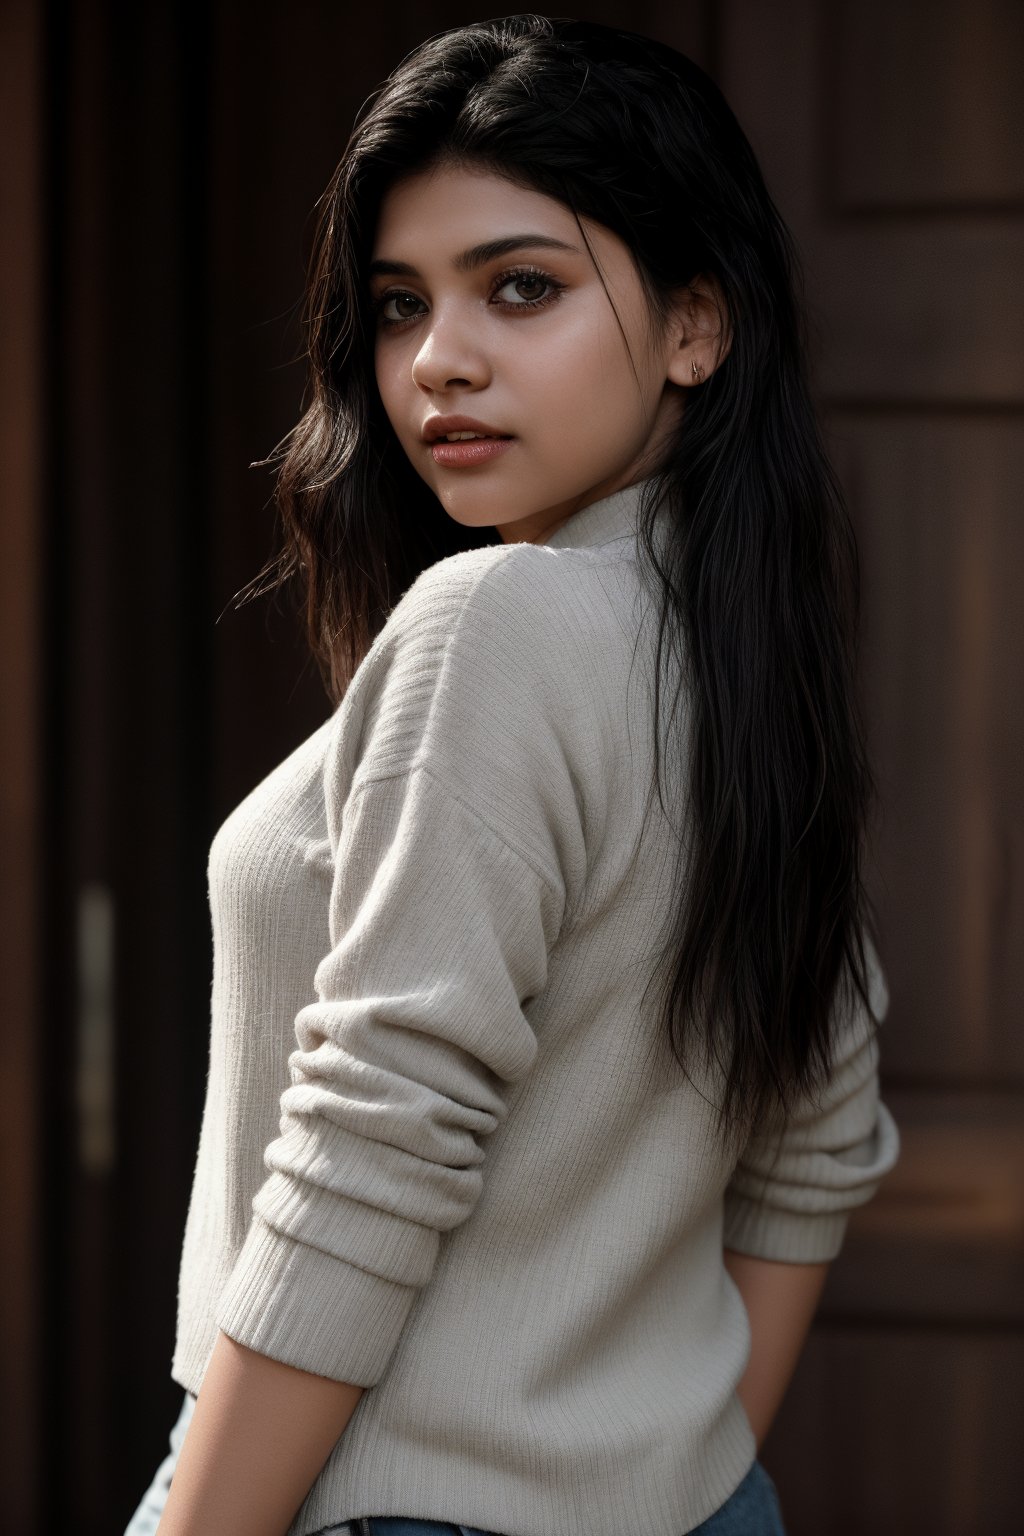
[539,475,667,552]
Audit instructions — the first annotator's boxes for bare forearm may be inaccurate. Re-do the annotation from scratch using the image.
[156,1330,365,1536]
[723,1248,829,1449]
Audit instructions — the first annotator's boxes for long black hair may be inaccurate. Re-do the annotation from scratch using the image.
[241,14,881,1133]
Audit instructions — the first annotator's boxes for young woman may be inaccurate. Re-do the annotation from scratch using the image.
[126,15,899,1536]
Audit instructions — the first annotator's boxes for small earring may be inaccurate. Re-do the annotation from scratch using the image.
[691,359,705,383]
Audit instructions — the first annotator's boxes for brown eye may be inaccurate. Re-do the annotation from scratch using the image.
[372,266,564,329]
[491,267,564,311]
[374,290,425,324]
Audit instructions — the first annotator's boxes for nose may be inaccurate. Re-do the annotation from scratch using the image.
[410,301,491,393]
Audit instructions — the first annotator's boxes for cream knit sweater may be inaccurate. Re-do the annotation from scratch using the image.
[171,476,899,1536]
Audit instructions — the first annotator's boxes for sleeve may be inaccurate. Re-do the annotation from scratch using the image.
[722,934,901,1264]
[213,556,575,1386]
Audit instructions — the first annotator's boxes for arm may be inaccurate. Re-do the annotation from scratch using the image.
[723,1249,829,1449]
[160,569,572,1530]
[157,1330,364,1536]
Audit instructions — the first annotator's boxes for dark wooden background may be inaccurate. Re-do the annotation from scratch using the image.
[2,2,1021,1532]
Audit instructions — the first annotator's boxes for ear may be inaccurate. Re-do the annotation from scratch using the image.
[663,274,732,388]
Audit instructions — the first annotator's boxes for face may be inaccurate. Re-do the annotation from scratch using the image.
[367,160,719,544]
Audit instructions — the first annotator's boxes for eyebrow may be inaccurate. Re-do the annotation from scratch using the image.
[367,234,582,280]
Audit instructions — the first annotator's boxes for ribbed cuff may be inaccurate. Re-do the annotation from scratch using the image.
[722,1196,850,1263]
[214,1215,419,1386]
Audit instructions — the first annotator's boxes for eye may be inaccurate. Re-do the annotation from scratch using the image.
[371,264,565,329]
[491,267,562,308]
[373,290,426,325]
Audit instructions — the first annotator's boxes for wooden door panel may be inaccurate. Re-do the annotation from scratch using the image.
[827,411,1024,1083]
[830,0,1024,209]
[716,2,1024,1529]
[766,1328,1024,1536]
[816,228,1024,401]
[722,0,1024,401]
[824,1090,1024,1324]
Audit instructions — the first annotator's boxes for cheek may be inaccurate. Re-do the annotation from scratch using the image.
[541,298,636,376]
[373,346,406,428]
[525,313,648,436]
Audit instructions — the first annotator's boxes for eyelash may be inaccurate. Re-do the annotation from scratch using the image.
[371,264,565,328]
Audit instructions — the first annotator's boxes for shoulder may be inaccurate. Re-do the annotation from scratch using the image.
[347,538,649,780]
[345,535,628,772]
[323,541,621,899]
[384,537,641,687]
[356,543,573,767]
[323,539,646,896]
[329,534,646,780]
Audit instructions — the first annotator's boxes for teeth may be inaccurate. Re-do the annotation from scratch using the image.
[443,430,490,441]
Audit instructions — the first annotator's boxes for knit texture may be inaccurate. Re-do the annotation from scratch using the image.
[171,476,900,1536]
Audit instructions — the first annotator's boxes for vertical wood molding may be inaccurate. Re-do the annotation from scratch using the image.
[0,0,43,1529]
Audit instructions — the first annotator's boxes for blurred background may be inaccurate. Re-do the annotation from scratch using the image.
[2,1,1022,1533]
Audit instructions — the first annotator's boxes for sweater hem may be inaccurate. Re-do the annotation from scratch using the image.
[284,1398,758,1536]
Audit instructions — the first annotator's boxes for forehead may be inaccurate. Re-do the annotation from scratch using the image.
[370,163,578,255]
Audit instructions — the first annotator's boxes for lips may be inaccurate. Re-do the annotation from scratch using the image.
[422,415,513,443]
[429,435,516,468]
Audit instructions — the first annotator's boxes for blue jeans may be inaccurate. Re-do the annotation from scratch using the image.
[123,1390,786,1535]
